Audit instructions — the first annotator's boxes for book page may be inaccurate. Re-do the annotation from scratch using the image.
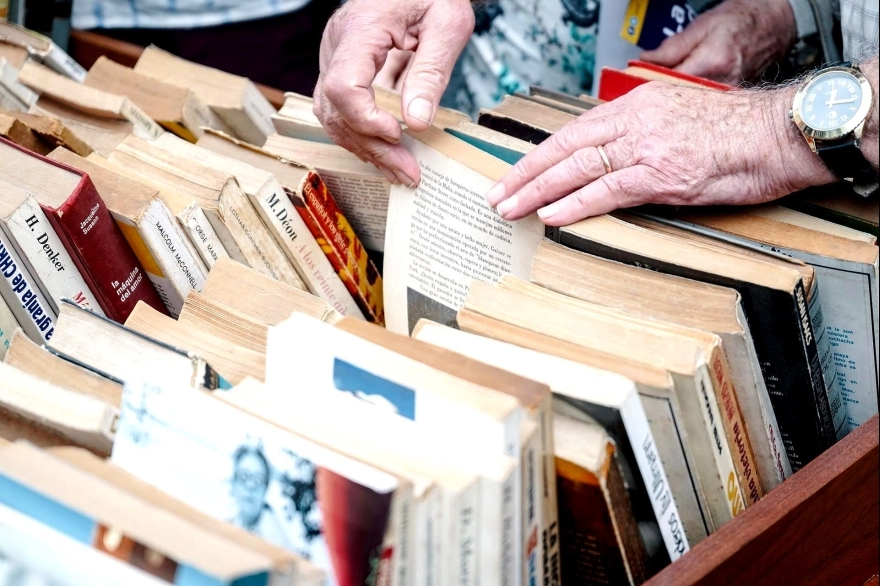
[319,171,389,252]
[384,134,545,335]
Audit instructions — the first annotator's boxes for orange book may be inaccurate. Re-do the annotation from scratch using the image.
[292,172,385,325]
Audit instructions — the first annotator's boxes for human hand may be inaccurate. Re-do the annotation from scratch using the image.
[314,0,475,187]
[486,82,835,226]
[640,0,796,83]
[375,49,414,92]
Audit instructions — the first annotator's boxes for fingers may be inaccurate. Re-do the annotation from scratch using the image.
[399,2,474,130]
[535,167,647,226]
[494,141,629,221]
[487,111,624,209]
[675,45,742,82]
[640,25,703,68]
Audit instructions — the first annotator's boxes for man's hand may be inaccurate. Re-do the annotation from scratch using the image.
[314,0,474,187]
[640,0,797,83]
[486,82,836,226]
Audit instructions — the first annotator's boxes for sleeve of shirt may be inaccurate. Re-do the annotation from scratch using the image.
[788,0,819,38]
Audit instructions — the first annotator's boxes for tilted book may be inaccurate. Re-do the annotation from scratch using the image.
[0,22,86,80]
[0,137,168,323]
[0,288,18,359]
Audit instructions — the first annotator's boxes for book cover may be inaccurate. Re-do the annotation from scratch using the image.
[0,291,19,359]
[0,139,168,323]
[620,0,697,50]
[112,378,400,586]
[0,226,57,342]
[295,171,384,325]
[598,61,731,101]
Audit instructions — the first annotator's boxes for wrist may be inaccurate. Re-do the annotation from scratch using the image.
[857,60,879,169]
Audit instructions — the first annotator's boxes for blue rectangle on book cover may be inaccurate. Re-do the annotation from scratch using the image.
[333,358,416,420]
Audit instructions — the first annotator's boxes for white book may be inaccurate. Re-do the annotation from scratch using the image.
[267,312,523,586]
[0,56,37,108]
[0,178,104,316]
[0,502,171,586]
[152,134,363,318]
[413,320,692,562]
[0,292,18,360]
[113,378,404,586]
[0,227,56,343]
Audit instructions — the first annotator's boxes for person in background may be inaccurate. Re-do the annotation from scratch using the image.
[71,0,339,94]
[314,0,877,225]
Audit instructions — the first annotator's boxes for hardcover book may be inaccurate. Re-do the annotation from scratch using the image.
[0,137,168,323]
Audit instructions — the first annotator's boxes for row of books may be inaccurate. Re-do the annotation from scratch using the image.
[0,20,878,586]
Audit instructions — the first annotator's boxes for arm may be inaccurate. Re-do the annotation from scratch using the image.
[313,0,474,187]
[487,56,879,226]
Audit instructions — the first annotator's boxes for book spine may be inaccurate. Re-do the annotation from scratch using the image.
[413,488,442,586]
[176,204,231,269]
[250,182,365,318]
[693,366,747,519]
[805,281,847,439]
[0,78,27,112]
[3,197,103,316]
[40,43,87,82]
[0,292,19,359]
[113,215,185,318]
[297,172,385,324]
[0,229,57,342]
[215,187,307,290]
[620,391,690,560]
[119,98,165,142]
[706,348,765,506]
[522,426,546,586]
[40,177,168,323]
[537,397,560,586]
[450,482,479,586]
[379,485,413,586]
[0,59,37,107]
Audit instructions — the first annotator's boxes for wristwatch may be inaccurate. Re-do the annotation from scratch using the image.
[790,62,879,196]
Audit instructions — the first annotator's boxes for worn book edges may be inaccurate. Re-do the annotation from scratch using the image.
[0,110,47,153]
[178,291,269,354]
[337,316,559,586]
[260,133,390,254]
[271,92,333,143]
[0,361,116,455]
[0,177,102,316]
[0,290,18,359]
[0,440,285,585]
[133,45,276,145]
[0,501,175,586]
[4,328,122,407]
[371,85,471,129]
[201,256,342,325]
[597,60,732,102]
[223,376,518,586]
[530,240,791,488]
[48,298,229,390]
[197,130,383,321]
[268,312,524,586]
[446,120,534,165]
[52,446,327,586]
[411,319,690,564]
[110,135,305,290]
[17,61,163,141]
[0,22,86,80]
[384,126,545,334]
[0,40,29,70]
[114,377,403,586]
[0,137,167,322]
[0,56,37,111]
[125,301,264,385]
[466,278,764,534]
[477,95,575,145]
[153,133,361,317]
[84,56,224,143]
[552,411,648,585]
[674,209,879,431]
[49,147,208,317]
[0,109,92,156]
[558,214,844,471]
[783,186,879,238]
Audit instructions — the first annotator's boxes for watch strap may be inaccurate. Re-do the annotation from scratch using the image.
[817,139,880,196]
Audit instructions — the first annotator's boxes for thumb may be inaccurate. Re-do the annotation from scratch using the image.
[641,28,702,68]
[400,4,474,130]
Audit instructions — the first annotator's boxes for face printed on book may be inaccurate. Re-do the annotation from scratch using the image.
[231,446,270,530]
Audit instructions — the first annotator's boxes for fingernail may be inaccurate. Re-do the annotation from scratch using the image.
[537,203,560,221]
[407,97,434,124]
[496,195,519,219]
[395,169,417,188]
[486,182,506,208]
[378,166,399,185]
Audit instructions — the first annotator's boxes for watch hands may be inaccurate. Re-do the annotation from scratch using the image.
[827,96,858,107]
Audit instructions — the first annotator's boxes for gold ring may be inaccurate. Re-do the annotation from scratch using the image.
[597,145,613,174]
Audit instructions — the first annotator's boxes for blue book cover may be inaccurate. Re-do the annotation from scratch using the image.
[621,0,697,50]
[332,358,416,420]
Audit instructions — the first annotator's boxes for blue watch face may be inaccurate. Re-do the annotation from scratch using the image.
[802,71,864,131]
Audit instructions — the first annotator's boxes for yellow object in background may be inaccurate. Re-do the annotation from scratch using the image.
[621,0,650,45]
[0,0,8,20]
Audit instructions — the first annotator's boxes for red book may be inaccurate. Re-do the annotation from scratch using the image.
[598,60,733,101]
[0,137,168,322]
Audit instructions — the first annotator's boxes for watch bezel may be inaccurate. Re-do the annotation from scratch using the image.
[791,65,873,141]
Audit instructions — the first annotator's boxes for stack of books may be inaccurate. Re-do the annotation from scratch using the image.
[0,21,877,586]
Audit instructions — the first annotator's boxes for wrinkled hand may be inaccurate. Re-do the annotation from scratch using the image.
[486,82,835,226]
[314,0,475,187]
[640,0,796,83]
[375,49,414,92]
